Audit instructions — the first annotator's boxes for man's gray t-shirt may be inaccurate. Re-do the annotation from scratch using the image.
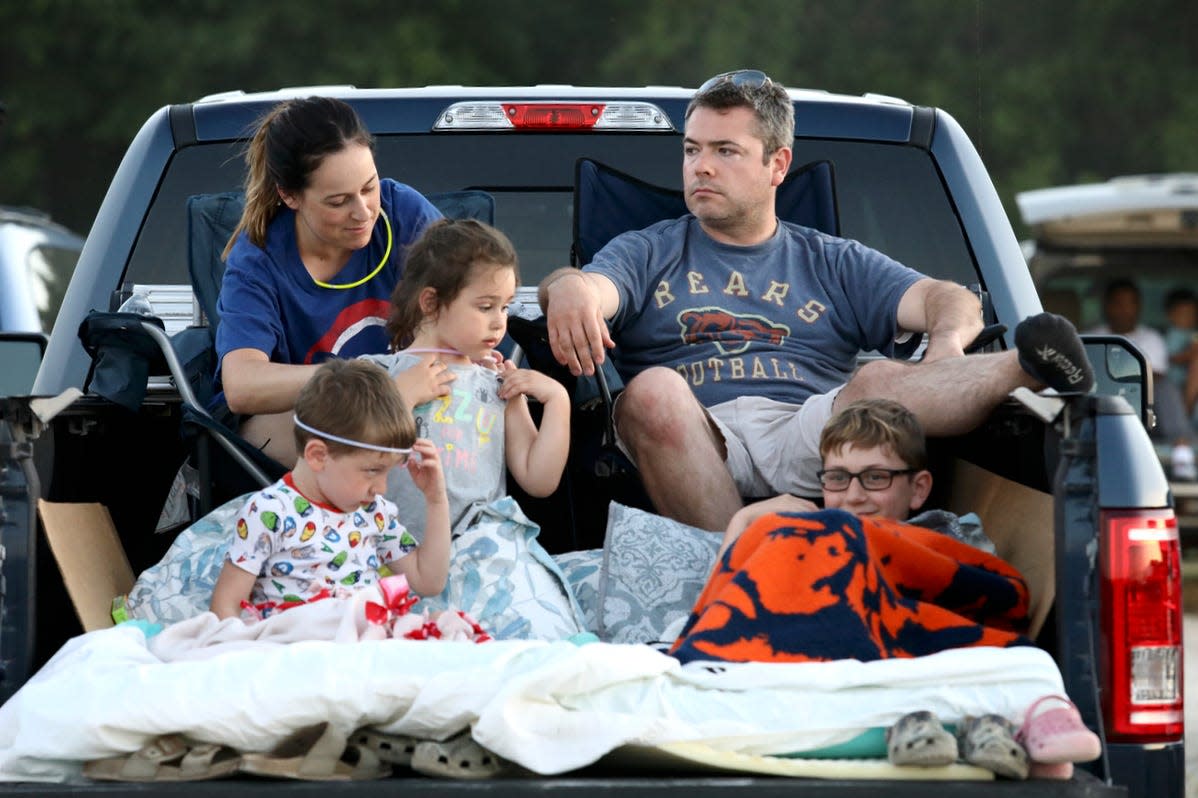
[359,353,506,539]
[587,216,925,407]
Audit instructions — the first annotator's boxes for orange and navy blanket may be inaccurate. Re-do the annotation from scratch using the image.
[670,508,1031,665]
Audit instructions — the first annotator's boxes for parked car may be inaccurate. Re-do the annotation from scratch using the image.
[1017,173,1198,538]
[0,86,1183,797]
[0,205,83,334]
[0,205,84,395]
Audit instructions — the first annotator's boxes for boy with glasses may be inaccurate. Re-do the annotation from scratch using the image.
[716,398,989,557]
[675,397,1100,779]
[540,68,1093,534]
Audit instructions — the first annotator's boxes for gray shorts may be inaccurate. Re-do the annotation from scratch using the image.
[707,389,842,498]
[615,387,842,499]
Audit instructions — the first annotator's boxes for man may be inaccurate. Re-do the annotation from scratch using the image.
[539,69,1092,531]
[1088,278,1195,450]
[1089,279,1169,373]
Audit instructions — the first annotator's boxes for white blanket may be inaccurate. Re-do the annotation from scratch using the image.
[0,624,1063,782]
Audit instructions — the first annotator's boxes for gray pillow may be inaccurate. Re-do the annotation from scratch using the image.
[598,502,721,645]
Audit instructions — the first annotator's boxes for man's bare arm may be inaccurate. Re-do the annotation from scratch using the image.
[895,278,983,362]
[538,268,621,376]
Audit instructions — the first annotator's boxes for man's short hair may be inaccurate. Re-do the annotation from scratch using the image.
[293,359,416,456]
[685,70,794,162]
[819,398,927,470]
[1103,277,1141,304]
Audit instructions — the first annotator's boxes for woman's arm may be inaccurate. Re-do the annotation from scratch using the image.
[221,348,320,415]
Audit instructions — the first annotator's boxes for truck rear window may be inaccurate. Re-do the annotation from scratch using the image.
[124,133,976,294]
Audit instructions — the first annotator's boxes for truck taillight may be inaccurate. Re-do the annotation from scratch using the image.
[1099,509,1183,742]
[433,101,674,131]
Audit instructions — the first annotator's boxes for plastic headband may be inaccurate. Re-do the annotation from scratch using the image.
[293,415,412,456]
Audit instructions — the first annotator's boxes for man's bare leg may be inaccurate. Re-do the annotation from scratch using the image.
[839,312,1095,435]
[615,367,742,531]
[240,411,298,468]
[837,351,1033,435]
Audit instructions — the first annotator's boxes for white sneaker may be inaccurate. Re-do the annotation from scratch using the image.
[1171,444,1197,481]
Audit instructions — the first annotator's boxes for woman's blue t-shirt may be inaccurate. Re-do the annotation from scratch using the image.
[213,179,441,398]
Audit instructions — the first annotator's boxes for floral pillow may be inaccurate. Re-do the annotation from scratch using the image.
[552,548,602,634]
[598,502,721,645]
[419,496,587,641]
[126,494,248,625]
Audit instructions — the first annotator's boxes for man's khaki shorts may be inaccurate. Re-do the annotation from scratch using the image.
[707,388,842,499]
[614,386,842,499]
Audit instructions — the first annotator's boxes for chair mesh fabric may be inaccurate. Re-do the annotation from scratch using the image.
[571,158,839,267]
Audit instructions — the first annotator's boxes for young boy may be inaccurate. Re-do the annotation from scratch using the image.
[717,398,936,557]
[699,398,1098,779]
[210,359,451,620]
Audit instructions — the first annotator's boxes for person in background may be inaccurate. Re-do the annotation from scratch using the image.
[1163,287,1198,410]
[215,96,446,466]
[1089,278,1169,374]
[1088,278,1195,477]
[1163,287,1198,480]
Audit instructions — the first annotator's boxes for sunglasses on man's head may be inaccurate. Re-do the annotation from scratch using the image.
[697,69,773,94]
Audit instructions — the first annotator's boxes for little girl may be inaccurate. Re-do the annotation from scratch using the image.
[360,218,570,548]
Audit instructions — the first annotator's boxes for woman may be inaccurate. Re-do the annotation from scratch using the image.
[215,96,451,465]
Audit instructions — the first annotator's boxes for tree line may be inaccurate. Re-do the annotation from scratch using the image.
[2,0,1195,237]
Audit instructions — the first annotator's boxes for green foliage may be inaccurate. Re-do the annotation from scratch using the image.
[1,0,1196,238]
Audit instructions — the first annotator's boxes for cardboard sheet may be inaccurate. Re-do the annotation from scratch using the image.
[37,500,134,632]
[947,459,1055,637]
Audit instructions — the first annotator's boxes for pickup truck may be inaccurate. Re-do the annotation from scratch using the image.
[0,85,1184,797]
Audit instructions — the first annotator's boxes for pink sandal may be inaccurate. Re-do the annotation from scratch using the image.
[1016,695,1101,765]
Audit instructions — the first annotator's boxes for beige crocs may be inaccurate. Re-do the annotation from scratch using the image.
[351,727,420,767]
[886,710,958,768]
[957,714,1029,780]
[410,731,508,780]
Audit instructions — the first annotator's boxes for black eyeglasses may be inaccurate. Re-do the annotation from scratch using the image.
[817,468,916,492]
[697,69,773,95]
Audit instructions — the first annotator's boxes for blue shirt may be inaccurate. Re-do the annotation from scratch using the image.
[587,216,924,406]
[214,179,441,395]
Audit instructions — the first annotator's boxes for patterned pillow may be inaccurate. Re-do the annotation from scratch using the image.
[598,502,721,645]
[126,494,248,625]
[552,548,602,633]
[418,496,587,641]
